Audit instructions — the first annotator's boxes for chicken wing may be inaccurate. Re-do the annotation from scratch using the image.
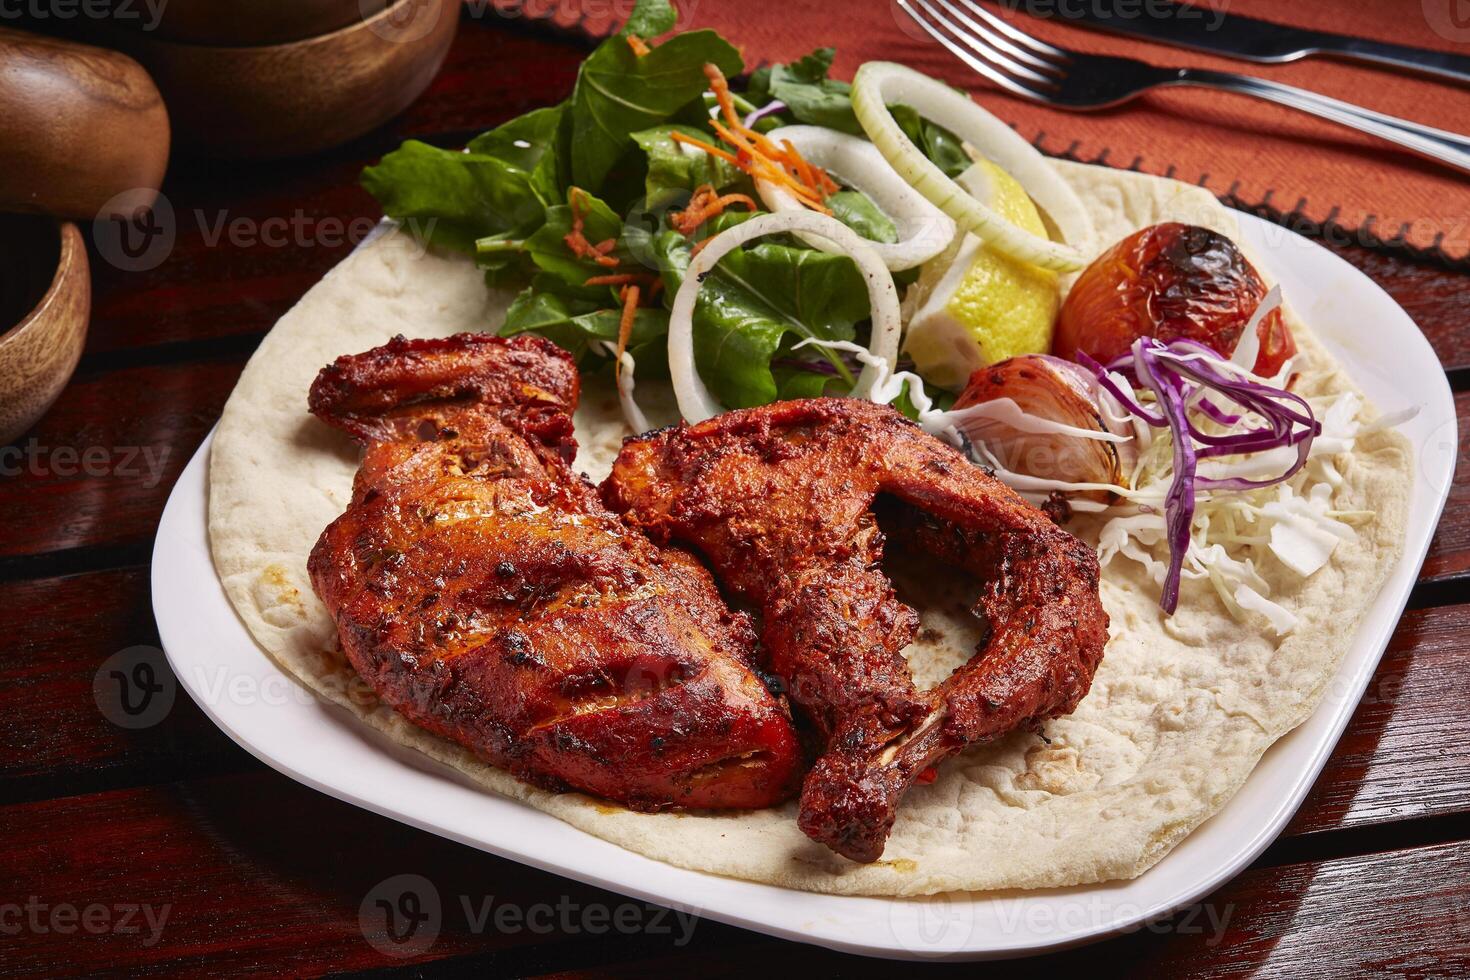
[307,333,801,811]
[604,397,1109,861]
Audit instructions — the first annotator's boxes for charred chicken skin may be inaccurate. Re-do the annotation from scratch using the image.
[604,398,1110,861]
[307,333,801,811]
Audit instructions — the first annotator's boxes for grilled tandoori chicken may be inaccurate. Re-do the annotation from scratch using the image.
[604,398,1110,862]
[307,333,801,811]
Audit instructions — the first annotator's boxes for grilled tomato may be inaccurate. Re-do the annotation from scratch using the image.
[1054,222,1295,376]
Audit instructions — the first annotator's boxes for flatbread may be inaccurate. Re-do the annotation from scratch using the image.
[207,162,1410,896]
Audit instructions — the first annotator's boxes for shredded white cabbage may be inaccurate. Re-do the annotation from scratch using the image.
[1233,584,1299,636]
[596,340,650,434]
[1261,483,1355,577]
[1097,386,1378,635]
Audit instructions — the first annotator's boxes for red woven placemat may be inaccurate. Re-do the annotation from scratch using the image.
[486,0,1470,262]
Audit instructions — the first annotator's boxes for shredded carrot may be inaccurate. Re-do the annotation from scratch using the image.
[615,284,641,385]
[783,139,837,195]
[709,118,833,215]
[690,235,716,257]
[786,141,817,191]
[669,183,757,237]
[626,33,651,57]
[695,63,839,216]
[669,130,741,166]
[703,62,742,128]
[563,189,621,268]
[584,272,657,287]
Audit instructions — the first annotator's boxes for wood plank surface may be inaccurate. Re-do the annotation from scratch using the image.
[1,6,1468,977]
[2,771,1466,976]
[0,360,242,562]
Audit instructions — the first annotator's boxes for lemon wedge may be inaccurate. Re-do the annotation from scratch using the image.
[903,158,1060,389]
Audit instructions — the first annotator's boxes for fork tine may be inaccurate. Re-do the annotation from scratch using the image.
[902,0,1058,101]
[931,0,1065,75]
[921,0,1060,85]
[957,0,1071,61]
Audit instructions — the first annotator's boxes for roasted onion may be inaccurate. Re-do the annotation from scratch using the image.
[1054,223,1296,377]
[953,355,1131,503]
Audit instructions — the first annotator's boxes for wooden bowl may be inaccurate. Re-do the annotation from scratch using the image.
[0,27,169,220]
[143,0,391,46]
[0,217,91,445]
[120,0,458,158]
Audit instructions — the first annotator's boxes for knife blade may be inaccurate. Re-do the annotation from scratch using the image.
[1002,0,1470,87]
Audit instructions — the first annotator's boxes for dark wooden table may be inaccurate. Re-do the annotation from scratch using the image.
[4,10,1469,977]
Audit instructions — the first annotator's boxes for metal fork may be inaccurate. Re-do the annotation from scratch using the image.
[900,0,1470,175]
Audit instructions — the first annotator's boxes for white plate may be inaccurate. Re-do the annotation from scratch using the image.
[153,211,1456,961]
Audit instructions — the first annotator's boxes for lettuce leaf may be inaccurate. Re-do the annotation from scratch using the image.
[827,190,898,243]
[360,139,551,254]
[749,49,973,179]
[620,0,677,38]
[748,48,862,135]
[499,285,669,369]
[891,105,973,179]
[569,19,741,190]
[524,188,629,286]
[653,231,869,408]
[466,105,565,205]
[631,124,746,202]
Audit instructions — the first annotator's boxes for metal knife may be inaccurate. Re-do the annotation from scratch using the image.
[1002,0,1470,87]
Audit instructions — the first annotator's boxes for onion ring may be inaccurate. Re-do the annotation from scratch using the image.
[669,211,902,423]
[754,125,957,270]
[851,61,1093,271]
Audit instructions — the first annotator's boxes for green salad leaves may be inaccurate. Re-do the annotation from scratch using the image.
[360,0,969,407]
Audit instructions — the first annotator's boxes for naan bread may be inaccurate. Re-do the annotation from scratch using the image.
[208,162,1409,895]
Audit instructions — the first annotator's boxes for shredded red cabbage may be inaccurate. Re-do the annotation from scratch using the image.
[742,100,787,128]
[1084,337,1321,614]
[1077,351,1164,425]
